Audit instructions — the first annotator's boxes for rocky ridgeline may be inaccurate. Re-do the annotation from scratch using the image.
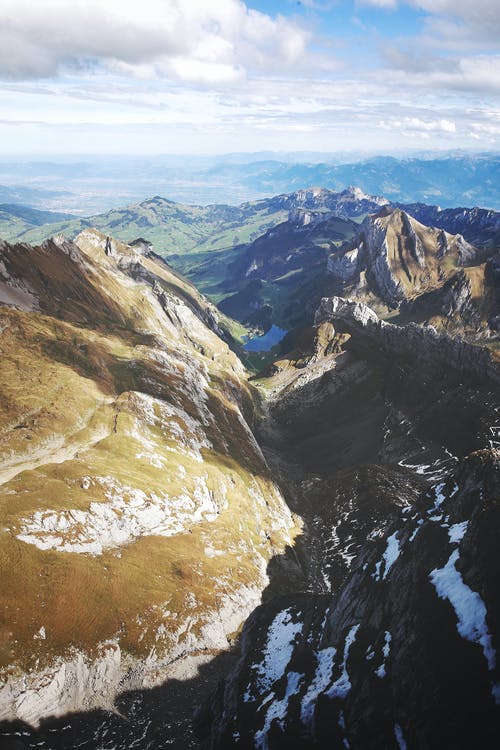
[396,203,500,249]
[315,296,500,386]
[274,186,389,220]
[326,208,478,311]
[287,208,331,228]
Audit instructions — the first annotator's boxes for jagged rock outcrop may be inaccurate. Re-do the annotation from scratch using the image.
[273,187,389,221]
[323,208,500,338]
[316,296,500,385]
[326,247,359,283]
[326,208,478,311]
[288,208,333,229]
[440,270,477,321]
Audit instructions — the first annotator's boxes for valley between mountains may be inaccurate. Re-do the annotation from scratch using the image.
[0,187,499,749]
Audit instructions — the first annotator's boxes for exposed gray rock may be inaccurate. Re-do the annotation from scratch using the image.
[315,296,500,385]
[355,212,407,308]
[326,246,360,283]
[401,210,425,267]
[440,271,476,322]
[0,584,267,727]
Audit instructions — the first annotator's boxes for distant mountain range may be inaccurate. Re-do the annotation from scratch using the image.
[0,153,498,213]
[1,185,499,352]
[213,154,500,210]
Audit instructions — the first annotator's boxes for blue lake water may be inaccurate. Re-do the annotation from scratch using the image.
[243,325,288,352]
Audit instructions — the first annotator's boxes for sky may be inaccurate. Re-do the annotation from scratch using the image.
[1,0,499,156]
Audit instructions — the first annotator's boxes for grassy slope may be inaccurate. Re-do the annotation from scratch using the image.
[0,197,288,257]
[0,234,298,678]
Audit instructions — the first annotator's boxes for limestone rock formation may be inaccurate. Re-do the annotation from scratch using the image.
[327,208,478,309]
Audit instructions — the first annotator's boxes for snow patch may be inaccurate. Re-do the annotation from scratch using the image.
[300,646,337,725]
[326,625,359,700]
[430,549,496,671]
[491,682,500,705]
[375,631,391,679]
[254,671,303,750]
[245,608,303,702]
[373,532,401,581]
[448,521,468,545]
[394,723,407,750]
[409,519,424,542]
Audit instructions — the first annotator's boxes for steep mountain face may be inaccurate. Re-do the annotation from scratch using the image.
[327,207,477,307]
[217,212,357,334]
[0,231,300,728]
[396,203,500,250]
[201,297,500,750]
[325,207,499,339]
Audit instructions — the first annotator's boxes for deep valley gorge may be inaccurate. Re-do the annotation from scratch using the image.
[0,186,499,750]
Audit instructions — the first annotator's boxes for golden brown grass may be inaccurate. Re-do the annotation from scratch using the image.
[0,239,300,679]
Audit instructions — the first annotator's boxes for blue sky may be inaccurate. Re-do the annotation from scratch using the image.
[0,0,499,155]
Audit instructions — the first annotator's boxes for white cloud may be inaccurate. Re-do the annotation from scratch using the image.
[0,0,498,154]
[356,0,398,8]
[382,53,500,95]
[362,0,500,43]
[379,116,457,134]
[0,0,312,83]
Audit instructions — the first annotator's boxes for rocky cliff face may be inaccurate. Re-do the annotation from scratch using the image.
[269,187,389,221]
[201,296,500,749]
[0,230,300,727]
[396,203,500,250]
[327,207,477,309]
[316,296,500,385]
[324,208,499,339]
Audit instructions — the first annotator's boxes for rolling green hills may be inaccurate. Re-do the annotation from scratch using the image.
[0,195,289,256]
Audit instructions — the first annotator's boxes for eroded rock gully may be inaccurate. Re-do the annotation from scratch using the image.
[199,299,500,750]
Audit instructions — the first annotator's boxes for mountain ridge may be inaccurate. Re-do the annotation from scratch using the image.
[0,229,300,727]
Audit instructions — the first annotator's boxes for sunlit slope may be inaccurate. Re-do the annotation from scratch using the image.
[0,196,289,256]
[0,231,299,722]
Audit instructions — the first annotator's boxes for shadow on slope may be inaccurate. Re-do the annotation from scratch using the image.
[0,650,238,750]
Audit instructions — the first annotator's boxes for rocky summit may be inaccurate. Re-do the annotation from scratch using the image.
[0,188,499,750]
